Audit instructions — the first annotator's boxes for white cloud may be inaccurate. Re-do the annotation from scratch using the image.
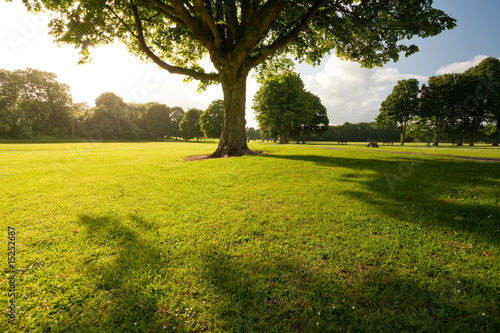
[435,55,488,75]
[303,56,427,125]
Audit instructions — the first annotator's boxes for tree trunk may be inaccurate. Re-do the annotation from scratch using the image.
[433,129,441,146]
[493,118,500,146]
[469,131,477,146]
[457,129,466,146]
[400,128,405,145]
[279,127,286,144]
[211,70,252,157]
[279,126,290,144]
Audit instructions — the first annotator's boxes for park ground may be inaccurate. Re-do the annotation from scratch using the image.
[1,141,499,332]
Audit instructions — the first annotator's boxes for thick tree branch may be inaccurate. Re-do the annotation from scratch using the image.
[193,0,222,48]
[240,0,253,35]
[131,4,219,82]
[225,0,239,46]
[232,0,287,66]
[146,0,188,28]
[247,0,330,68]
[148,0,218,56]
[105,5,138,39]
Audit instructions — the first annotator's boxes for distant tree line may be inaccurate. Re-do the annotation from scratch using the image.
[376,57,500,146]
[0,68,240,142]
[313,122,400,142]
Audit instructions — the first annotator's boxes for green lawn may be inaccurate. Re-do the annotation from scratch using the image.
[305,141,500,159]
[1,142,499,332]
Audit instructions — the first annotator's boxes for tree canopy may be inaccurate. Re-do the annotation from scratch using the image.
[463,57,500,146]
[253,73,313,144]
[296,92,329,143]
[81,92,142,140]
[143,103,172,140]
[16,0,456,156]
[253,73,328,143]
[179,108,203,141]
[200,99,224,139]
[0,68,73,138]
[376,79,419,145]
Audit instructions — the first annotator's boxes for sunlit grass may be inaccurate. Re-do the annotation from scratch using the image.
[1,142,499,332]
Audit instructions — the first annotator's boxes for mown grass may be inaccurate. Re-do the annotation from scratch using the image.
[305,141,500,159]
[1,142,499,332]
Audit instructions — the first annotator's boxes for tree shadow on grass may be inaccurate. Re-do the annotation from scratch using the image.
[201,245,499,332]
[52,213,167,332]
[45,210,499,332]
[259,154,500,246]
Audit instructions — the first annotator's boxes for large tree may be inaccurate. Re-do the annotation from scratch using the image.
[18,0,455,156]
[376,78,419,145]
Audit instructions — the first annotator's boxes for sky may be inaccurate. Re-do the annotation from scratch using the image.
[1,0,500,127]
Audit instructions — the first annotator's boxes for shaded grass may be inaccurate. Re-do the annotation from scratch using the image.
[1,142,499,332]
[303,141,500,159]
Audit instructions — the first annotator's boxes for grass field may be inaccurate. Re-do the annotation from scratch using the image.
[1,141,499,332]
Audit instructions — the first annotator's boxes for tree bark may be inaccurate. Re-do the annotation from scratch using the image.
[400,128,405,145]
[211,69,252,157]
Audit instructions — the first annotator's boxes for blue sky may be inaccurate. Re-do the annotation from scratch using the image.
[1,0,499,127]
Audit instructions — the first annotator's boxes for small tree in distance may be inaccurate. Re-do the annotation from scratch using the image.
[179,108,203,142]
[376,79,419,145]
[143,103,171,140]
[169,107,185,141]
[294,92,329,143]
[254,73,328,144]
[246,127,262,142]
[254,73,311,144]
[418,74,463,146]
[200,100,224,139]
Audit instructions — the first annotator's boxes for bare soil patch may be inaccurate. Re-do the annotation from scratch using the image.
[184,154,212,161]
[184,150,268,161]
